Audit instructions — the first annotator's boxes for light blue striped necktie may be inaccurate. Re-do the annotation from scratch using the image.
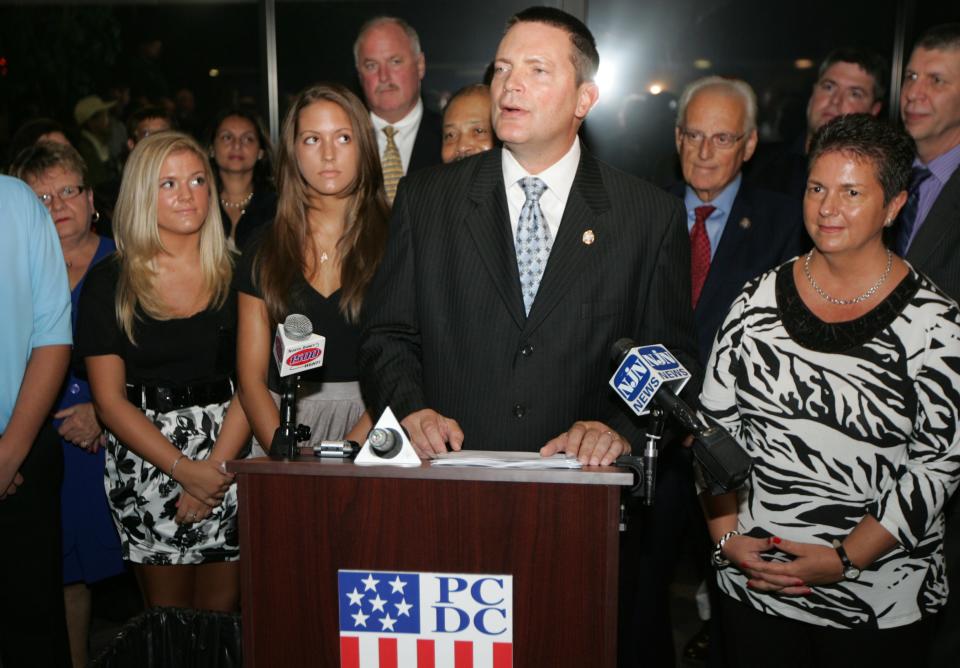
[515,176,552,315]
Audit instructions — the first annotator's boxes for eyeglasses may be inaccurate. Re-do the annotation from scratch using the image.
[36,184,87,207]
[679,128,745,150]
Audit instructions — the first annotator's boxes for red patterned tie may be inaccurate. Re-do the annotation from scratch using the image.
[690,205,715,308]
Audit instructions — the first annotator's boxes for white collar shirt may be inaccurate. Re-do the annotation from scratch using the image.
[502,136,581,242]
[370,98,423,174]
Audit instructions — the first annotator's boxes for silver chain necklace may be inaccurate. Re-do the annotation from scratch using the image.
[803,248,893,306]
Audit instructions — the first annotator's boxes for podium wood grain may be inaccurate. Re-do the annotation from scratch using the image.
[230,458,631,667]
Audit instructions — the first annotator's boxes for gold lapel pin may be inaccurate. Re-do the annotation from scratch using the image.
[582,229,596,245]
[739,217,751,230]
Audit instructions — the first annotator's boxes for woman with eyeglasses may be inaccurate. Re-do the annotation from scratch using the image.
[10,141,123,668]
[77,131,249,613]
[208,108,277,253]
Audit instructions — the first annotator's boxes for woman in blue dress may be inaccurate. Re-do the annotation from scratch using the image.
[11,141,125,668]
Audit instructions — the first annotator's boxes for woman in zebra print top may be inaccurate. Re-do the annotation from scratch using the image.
[700,114,960,666]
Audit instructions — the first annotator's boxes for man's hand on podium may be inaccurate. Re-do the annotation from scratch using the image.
[400,408,464,458]
[541,421,628,466]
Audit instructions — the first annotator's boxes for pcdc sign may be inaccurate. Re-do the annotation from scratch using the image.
[610,344,691,415]
[338,569,513,667]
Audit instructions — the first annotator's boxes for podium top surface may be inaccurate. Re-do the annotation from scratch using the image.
[227,455,633,486]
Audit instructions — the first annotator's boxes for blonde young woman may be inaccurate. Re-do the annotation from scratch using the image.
[77,132,249,611]
[236,83,389,452]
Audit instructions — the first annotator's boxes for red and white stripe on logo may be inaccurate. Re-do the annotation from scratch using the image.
[340,636,513,668]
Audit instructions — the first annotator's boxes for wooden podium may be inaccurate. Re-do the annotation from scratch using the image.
[228,456,632,667]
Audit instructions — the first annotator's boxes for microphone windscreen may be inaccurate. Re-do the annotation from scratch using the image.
[283,314,314,341]
[611,338,636,364]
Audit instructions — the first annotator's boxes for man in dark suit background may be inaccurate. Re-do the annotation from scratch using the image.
[894,23,960,668]
[672,77,806,362]
[897,23,960,299]
[360,6,696,466]
[622,77,806,668]
[354,16,442,202]
[748,47,886,203]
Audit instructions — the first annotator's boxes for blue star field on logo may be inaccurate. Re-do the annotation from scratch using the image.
[338,571,421,634]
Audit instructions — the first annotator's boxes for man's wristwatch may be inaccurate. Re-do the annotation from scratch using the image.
[831,539,861,580]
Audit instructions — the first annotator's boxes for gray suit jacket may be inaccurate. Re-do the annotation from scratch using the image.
[907,164,960,303]
[360,147,698,451]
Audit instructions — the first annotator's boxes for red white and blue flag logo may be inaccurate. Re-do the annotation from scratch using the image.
[338,570,513,667]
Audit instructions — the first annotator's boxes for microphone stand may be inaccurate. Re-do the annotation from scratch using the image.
[641,406,664,505]
[269,374,311,459]
[614,406,665,511]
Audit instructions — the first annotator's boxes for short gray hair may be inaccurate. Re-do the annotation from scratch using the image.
[676,76,757,134]
[353,16,422,69]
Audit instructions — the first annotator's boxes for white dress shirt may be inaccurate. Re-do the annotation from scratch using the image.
[370,99,424,174]
[502,137,581,242]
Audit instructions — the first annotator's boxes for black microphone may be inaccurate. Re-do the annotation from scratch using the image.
[610,339,752,495]
[368,428,404,459]
[610,339,704,430]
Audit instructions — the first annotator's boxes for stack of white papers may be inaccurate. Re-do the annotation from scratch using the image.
[430,451,582,469]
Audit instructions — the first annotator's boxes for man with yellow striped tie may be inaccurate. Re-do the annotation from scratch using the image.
[355,16,443,203]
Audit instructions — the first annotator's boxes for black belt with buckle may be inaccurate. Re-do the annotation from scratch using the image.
[126,378,234,413]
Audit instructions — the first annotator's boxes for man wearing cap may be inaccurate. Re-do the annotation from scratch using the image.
[73,94,120,189]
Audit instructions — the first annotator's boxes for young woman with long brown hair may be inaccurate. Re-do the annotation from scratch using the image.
[236,83,389,451]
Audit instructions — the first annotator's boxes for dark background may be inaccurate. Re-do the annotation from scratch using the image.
[0,0,957,170]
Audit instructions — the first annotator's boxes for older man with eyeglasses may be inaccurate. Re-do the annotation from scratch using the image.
[624,76,808,666]
[672,76,807,361]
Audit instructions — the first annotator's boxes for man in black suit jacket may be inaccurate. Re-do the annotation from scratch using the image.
[354,16,442,201]
[896,24,960,668]
[360,7,696,465]
[898,24,960,302]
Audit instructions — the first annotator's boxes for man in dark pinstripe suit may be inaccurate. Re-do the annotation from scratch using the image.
[360,7,697,463]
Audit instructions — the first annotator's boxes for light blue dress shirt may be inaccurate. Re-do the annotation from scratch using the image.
[684,173,743,260]
[0,176,72,432]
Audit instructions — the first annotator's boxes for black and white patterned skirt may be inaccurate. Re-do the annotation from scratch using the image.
[104,400,242,565]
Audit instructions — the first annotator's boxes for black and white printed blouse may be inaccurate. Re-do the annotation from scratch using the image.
[701,260,960,630]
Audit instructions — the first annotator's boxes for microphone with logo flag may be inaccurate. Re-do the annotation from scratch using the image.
[609,339,752,496]
[270,314,325,459]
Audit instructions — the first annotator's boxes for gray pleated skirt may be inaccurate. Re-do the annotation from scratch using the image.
[251,380,365,457]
